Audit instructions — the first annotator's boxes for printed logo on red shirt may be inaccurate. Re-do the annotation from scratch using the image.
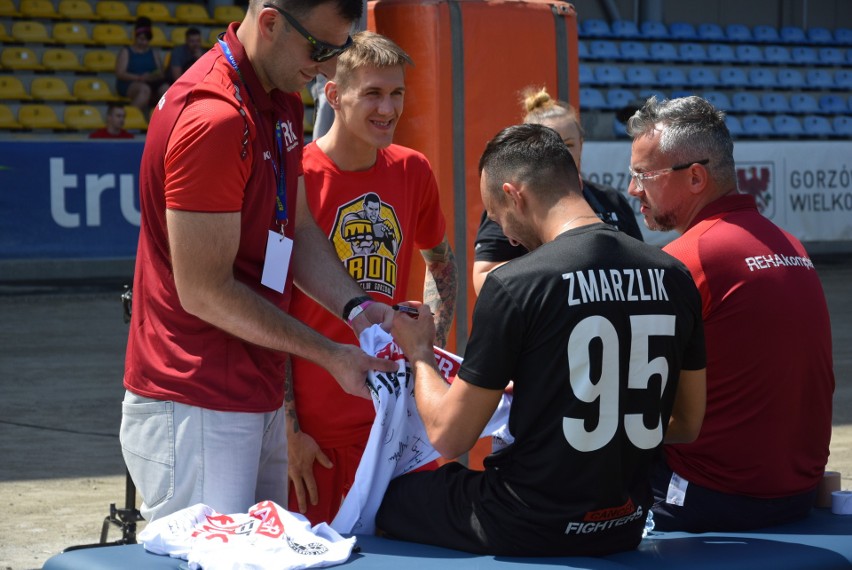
[737,163,774,217]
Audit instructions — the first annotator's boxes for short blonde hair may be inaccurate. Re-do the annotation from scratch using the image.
[520,86,584,138]
[335,30,413,89]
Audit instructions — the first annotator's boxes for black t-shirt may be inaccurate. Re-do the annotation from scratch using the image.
[460,224,705,553]
[473,179,644,263]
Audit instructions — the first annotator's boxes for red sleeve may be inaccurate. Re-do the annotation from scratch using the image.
[412,153,447,251]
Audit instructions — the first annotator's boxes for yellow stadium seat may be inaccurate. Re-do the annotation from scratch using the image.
[207,28,226,47]
[0,75,32,100]
[64,104,105,130]
[19,104,67,130]
[0,0,23,18]
[149,25,171,48]
[42,48,86,72]
[94,0,134,22]
[52,21,95,45]
[82,49,116,72]
[123,104,148,131]
[20,0,61,19]
[300,86,314,106]
[92,22,130,45]
[58,0,101,20]
[73,77,123,102]
[1,47,45,71]
[31,77,76,101]
[0,104,23,130]
[175,3,213,25]
[213,5,245,24]
[0,22,13,42]
[136,1,175,23]
[170,26,187,46]
[11,20,54,44]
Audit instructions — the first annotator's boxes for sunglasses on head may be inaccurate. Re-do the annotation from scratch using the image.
[262,3,353,62]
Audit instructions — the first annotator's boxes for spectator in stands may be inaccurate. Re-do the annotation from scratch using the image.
[89,103,134,139]
[626,95,834,532]
[115,16,169,115]
[168,27,204,82]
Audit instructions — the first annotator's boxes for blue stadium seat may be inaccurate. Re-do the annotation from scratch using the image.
[832,116,852,137]
[773,115,803,137]
[702,91,732,111]
[707,43,737,64]
[807,27,834,45]
[648,42,679,62]
[849,95,852,113]
[802,115,833,137]
[640,21,670,39]
[764,46,791,65]
[610,19,640,39]
[748,68,778,89]
[579,87,607,110]
[848,48,852,65]
[806,69,835,89]
[656,67,687,87]
[818,47,845,66]
[678,43,708,62]
[593,64,626,86]
[835,70,852,90]
[624,66,656,87]
[735,44,764,64]
[819,94,846,114]
[669,22,697,40]
[697,23,725,42]
[752,24,780,43]
[670,89,696,100]
[579,63,594,84]
[606,88,636,110]
[577,40,589,60]
[719,67,749,88]
[725,115,743,137]
[835,28,852,46]
[741,114,774,137]
[588,40,620,61]
[688,68,718,87]
[777,69,806,89]
[638,89,667,102]
[731,92,761,113]
[789,93,820,114]
[725,23,752,43]
[619,41,649,61]
[780,25,807,44]
[791,46,819,65]
[761,93,790,113]
[581,19,611,38]
[613,118,628,138]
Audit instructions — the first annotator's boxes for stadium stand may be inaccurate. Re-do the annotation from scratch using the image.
[57,0,98,20]
[31,76,76,101]
[94,1,134,22]
[1,46,45,70]
[52,21,95,45]
[0,102,23,128]
[123,104,148,131]
[0,75,32,100]
[63,103,103,130]
[18,103,66,129]
[20,0,60,19]
[42,47,86,71]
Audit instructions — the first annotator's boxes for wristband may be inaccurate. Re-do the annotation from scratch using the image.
[342,295,373,322]
[346,299,375,325]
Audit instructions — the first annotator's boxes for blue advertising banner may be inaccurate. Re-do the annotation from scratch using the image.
[0,140,144,260]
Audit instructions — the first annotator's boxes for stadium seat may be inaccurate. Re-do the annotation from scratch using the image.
[581,19,611,38]
[612,118,628,138]
[31,77,75,101]
[11,20,53,44]
[725,24,752,43]
[848,48,852,65]
[618,41,649,61]
[42,48,85,72]
[58,0,100,20]
[52,22,95,45]
[0,103,23,129]
[136,1,175,23]
[741,114,773,137]
[1,47,45,71]
[725,115,743,138]
[299,86,314,106]
[207,28,226,47]
[835,28,852,46]
[92,23,131,45]
[171,26,189,46]
[579,87,607,110]
[648,42,679,62]
[577,40,589,60]
[719,67,749,88]
[20,0,61,19]
[807,27,834,45]
[748,68,777,89]
[688,68,718,87]
[72,78,123,102]
[640,21,669,39]
[818,47,845,66]
[0,75,32,100]
[0,22,12,42]
[95,0,134,21]
[656,68,687,87]
[606,88,636,110]
[678,43,708,62]
[670,89,696,100]
[624,66,656,87]
[802,115,833,137]
[638,89,667,101]
[64,104,105,130]
[588,40,619,61]
[764,46,791,65]
[213,5,245,24]
[833,116,852,137]
[175,4,214,25]
[780,26,807,44]
[0,0,22,18]
[702,91,732,111]
[777,69,805,89]
[772,115,803,137]
[82,49,117,72]
[593,64,625,86]
[735,44,764,64]
[819,94,846,114]
[835,70,852,90]
[789,93,819,114]
[791,46,819,65]
[610,19,640,39]
[149,25,172,48]
[752,24,780,43]
[761,93,790,113]
[706,43,737,64]
[123,104,149,130]
[806,69,834,90]
[578,63,594,85]
[18,104,67,130]
[669,22,697,40]
[697,23,725,41]
[731,92,761,113]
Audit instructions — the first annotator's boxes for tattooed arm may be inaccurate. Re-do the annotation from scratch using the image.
[421,236,458,348]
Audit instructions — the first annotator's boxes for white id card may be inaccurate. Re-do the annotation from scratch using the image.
[666,472,689,506]
[261,230,293,293]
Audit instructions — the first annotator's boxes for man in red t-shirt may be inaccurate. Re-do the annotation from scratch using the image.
[286,31,458,525]
[88,103,134,139]
[122,1,397,523]
[627,95,834,532]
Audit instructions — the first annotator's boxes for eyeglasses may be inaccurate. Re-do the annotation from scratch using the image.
[262,3,353,62]
[628,159,709,190]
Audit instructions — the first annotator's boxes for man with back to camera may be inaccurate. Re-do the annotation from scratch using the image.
[375,123,706,556]
[626,95,834,532]
[121,0,398,523]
